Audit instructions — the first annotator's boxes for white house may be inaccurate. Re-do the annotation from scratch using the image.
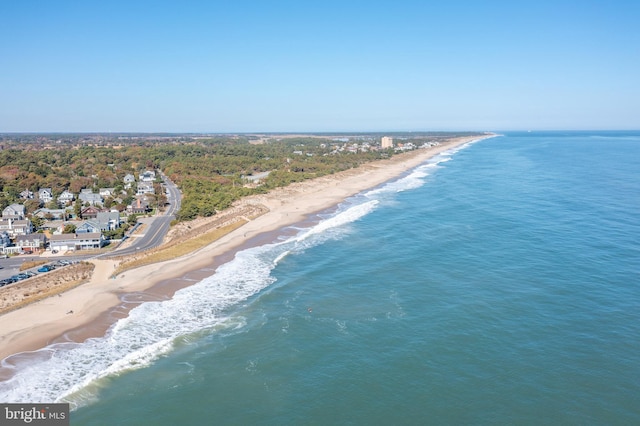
[19,189,34,199]
[123,174,136,189]
[57,190,75,206]
[0,218,33,238]
[99,188,115,198]
[2,204,26,219]
[15,234,47,251]
[139,170,156,182]
[38,188,54,204]
[49,232,105,252]
[136,182,155,195]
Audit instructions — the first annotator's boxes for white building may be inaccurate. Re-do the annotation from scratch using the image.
[49,232,105,252]
[38,188,54,204]
[123,174,136,189]
[0,218,33,238]
[57,190,75,206]
[136,182,155,195]
[2,204,26,220]
[99,188,116,198]
[139,170,156,182]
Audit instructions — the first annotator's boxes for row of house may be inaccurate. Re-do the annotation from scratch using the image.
[0,202,120,254]
[0,205,32,240]
[19,171,158,207]
[21,188,75,206]
[0,229,105,254]
[0,170,160,254]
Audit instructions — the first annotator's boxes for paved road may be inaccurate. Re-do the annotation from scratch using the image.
[102,171,181,258]
[0,172,182,281]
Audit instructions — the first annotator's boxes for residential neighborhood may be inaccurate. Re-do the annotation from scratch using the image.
[0,170,161,255]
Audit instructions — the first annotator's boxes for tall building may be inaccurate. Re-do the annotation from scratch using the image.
[381,136,393,148]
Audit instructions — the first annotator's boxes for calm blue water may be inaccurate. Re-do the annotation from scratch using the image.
[2,132,639,424]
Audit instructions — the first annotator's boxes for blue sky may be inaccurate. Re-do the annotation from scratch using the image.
[1,1,638,132]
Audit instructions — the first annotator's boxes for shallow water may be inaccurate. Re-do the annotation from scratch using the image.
[3,132,639,424]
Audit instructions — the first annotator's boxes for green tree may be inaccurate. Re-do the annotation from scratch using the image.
[30,215,44,230]
[74,201,82,219]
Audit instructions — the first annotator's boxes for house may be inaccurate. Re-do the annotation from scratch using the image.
[123,174,136,189]
[0,231,12,250]
[49,232,105,252]
[2,204,26,220]
[139,170,156,182]
[40,220,64,234]
[33,208,68,220]
[19,189,34,199]
[78,190,103,206]
[57,190,74,206]
[75,232,106,250]
[49,234,74,252]
[15,234,47,252]
[75,220,102,234]
[99,188,115,198]
[76,212,121,233]
[96,211,122,231]
[127,198,149,214]
[136,182,155,195]
[0,218,33,238]
[81,206,101,219]
[38,188,54,204]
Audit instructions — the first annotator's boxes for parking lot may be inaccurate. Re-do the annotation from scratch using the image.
[0,259,76,288]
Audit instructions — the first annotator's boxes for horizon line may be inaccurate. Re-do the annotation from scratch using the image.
[1,129,639,135]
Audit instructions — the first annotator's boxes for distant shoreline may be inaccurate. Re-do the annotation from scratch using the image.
[0,134,495,366]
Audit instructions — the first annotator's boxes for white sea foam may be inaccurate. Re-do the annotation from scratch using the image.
[0,198,383,407]
[0,143,472,407]
[364,148,461,198]
[291,199,378,244]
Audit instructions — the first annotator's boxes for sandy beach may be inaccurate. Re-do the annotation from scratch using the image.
[0,135,492,363]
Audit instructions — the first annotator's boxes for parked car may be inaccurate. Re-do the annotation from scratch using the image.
[38,265,52,272]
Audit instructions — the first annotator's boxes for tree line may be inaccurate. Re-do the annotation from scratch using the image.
[0,134,471,222]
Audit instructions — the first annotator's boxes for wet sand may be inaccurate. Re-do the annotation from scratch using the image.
[0,135,493,364]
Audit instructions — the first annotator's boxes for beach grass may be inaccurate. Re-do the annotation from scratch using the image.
[19,260,48,271]
[0,262,95,315]
[113,219,249,276]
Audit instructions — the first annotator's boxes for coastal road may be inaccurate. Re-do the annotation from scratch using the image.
[102,171,181,258]
[0,173,182,281]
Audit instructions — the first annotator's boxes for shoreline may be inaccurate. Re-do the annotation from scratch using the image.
[0,134,494,365]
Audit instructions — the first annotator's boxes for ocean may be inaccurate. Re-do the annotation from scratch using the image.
[1,131,639,425]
